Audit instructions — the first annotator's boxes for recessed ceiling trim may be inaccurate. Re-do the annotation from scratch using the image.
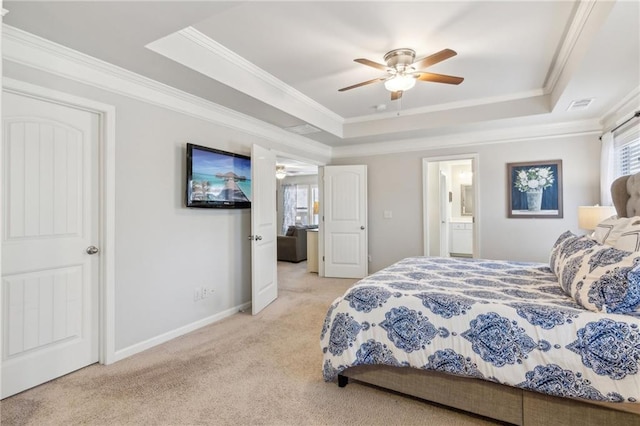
[343,94,551,140]
[545,0,617,112]
[600,86,640,128]
[146,26,344,137]
[3,24,332,161]
[543,0,599,94]
[332,119,601,159]
[345,88,546,124]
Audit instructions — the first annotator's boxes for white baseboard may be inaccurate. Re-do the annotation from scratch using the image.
[113,302,251,362]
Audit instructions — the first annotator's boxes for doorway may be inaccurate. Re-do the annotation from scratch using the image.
[274,157,320,272]
[1,82,116,398]
[423,154,478,258]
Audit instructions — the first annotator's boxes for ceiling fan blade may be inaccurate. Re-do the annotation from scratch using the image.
[338,77,387,92]
[416,72,464,85]
[413,48,457,69]
[391,90,403,101]
[354,58,389,71]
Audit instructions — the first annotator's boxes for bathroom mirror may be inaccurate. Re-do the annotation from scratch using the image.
[461,185,473,216]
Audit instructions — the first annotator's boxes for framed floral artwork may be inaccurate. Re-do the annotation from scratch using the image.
[507,160,563,218]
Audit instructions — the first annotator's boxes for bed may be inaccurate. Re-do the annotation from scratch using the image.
[320,173,640,425]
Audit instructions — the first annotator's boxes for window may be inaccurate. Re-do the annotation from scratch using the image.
[614,125,640,177]
[295,185,309,224]
[282,183,319,234]
[293,184,318,225]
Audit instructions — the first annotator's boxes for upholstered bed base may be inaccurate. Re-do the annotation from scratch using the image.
[339,366,640,425]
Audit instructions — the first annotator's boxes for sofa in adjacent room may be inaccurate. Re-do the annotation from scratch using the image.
[277,225,317,262]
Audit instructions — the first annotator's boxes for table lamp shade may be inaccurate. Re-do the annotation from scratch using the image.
[578,206,617,230]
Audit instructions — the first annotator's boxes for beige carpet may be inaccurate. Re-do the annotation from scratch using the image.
[1,262,499,426]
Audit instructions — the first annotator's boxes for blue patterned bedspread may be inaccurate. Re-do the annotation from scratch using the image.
[320,257,640,403]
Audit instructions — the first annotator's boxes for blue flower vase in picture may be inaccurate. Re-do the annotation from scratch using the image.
[515,167,554,211]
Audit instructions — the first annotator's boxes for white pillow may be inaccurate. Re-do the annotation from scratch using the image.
[613,217,640,252]
[593,216,640,246]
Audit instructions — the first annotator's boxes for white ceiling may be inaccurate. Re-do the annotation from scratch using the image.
[3,1,639,150]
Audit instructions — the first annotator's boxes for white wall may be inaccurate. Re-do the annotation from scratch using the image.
[2,61,327,352]
[332,133,600,272]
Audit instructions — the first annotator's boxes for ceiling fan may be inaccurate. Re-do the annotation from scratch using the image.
[338,48,464,100]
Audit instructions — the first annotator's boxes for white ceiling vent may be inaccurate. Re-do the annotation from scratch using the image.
[284,124,321,135]
[567,98,594,111]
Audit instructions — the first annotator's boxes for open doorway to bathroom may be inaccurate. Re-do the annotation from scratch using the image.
[423,154,478,258]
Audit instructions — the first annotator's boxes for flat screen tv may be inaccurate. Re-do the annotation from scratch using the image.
[185,143,251,209]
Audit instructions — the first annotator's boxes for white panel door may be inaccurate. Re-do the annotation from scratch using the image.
[250,144,277,315]
[324,165,367,278]
[2,92,100,398]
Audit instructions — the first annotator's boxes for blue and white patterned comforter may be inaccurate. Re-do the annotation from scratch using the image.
[320,257,640,403]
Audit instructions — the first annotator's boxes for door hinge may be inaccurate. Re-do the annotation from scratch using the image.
[322,256,325,261]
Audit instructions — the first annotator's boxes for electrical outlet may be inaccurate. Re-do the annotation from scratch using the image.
[198,287,214,299]
[194,287,203,301]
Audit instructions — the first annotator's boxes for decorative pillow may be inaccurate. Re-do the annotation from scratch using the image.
[592,216,640,246]
[613,217,640,252]
[549,230,577,276]
[549,232,598,278]
[558,243,640,314]
[553,234,599,293]
[592,215,621,243]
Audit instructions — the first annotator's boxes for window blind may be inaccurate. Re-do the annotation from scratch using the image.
[614,124,640,177]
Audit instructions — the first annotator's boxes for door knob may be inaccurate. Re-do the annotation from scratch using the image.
[86,246,99,255]
[360,226,365,230]
[255,235,263,241]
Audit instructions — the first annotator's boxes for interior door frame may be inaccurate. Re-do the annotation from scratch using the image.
[272,150,325,269]
[2,78,117,365]
[422,153,480,258]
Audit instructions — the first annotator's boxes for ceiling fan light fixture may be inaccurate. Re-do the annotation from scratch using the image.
[275,165,287,180]
[384,74,417,92]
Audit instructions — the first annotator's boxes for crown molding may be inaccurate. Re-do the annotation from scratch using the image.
[146,26,343,137]
[332,118,601,159]
[543,0,598,94]
[600,86,640,128]
[178,27,344,124]
[2,24,332,160]
[346,88,547,124]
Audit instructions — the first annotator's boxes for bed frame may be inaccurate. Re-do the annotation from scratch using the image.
[336,173,640,425]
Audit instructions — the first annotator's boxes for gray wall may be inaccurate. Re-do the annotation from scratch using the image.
[332,134,601,272]
[4,60,601,351]
[3,62,327,351]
